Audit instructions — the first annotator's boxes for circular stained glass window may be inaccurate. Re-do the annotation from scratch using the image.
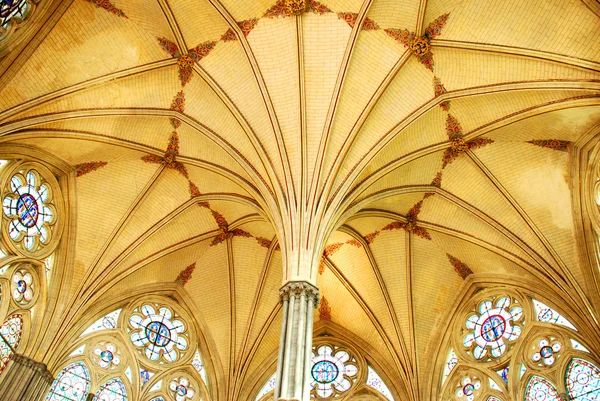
[10,265,37,306]
[463,296,524,360]
[310,344,359,398]
[312,360,339,384]
[2,167,59,256]
[0,0,28,28]
[129,303,188,363]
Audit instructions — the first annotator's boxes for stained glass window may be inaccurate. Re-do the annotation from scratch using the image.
[366,366,395,401]
[532,299,577,330]
[571,339,590,353]
[524,376,560,401]
[463,297,523,359]
[81,309,121,336]
[489,378,502,392]
[0,314,23,373]
[487,397,502,401]
[3,169,56,252]
[255,373,276,401]
[532,339,561,367]
[455,376,481,401]
[310,345,359,398]
[169,377,195,401]
[496,366,509,384]
[94,378,128,401]
[46,362,91,401]
[140,369,154,386]
[0,0,28,28]
[129,304,187,362]
[443,349,459,383]
[11,268,34,305]
[93,342,121,370]
[149,398,165,401]
[566,358,600,401]
[191,350,207,385]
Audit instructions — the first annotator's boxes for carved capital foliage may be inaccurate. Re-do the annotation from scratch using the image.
[279,281,320,305]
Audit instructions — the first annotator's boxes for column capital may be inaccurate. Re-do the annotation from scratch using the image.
[12,354,54,384]
[279,281,319,304]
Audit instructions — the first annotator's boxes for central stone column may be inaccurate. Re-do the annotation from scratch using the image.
[275,281,319,401]
[0,354,54,401]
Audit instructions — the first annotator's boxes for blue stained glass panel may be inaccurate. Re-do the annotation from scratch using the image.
[46,362,91,401]
[566,358,600,401]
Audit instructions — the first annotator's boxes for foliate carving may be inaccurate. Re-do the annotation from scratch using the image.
[286,0,306,15]
[279,281,320,305]
[409,36,430,57]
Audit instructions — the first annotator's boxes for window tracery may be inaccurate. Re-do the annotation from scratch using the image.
[461,294,524,361]
[128,302,189,363]
[310,344,359,398]
[440,289,599,401]
[46,362,91,401]
[565,359,600,401]
[94,377,128,401]
[1,162,62,258]
[0,313,22,372]
[46,296,206,401]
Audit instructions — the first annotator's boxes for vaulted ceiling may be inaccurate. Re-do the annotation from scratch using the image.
[1,0,599,400]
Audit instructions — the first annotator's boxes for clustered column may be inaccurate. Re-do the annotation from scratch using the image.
[0,354,54,401]
[275,281,320,401]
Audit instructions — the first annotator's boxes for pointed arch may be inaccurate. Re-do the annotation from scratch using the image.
[524,376,560,401]
[565,358,600,401]
[94,377,128,401]
[0,314,23,372]
[46,361,91,401]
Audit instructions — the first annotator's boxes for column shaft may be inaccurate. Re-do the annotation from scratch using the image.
[276,281,319,401]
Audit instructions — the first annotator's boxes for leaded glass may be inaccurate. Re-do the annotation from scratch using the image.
[81,309,121,336]
[140,369,154,386]
[496,366,509,384]
[46,362,91,401]
[532,339,561,367]
[571,340,590,353]
[93,342,121,370]
[129,304,187,363]
[443,349,459,384]
[566,358,600,401]
[0,0,28,28]
[310,345,358,398]
[149,398,165,401]
[94,378,128,401]
[0,314,23,372]
[255,373,276,401]
[2,169,56,252]
[487,397,502,401]
[169,377,195,401]
[455,376,481,401]
[524,376,560,401]
[463,296,523,360]
[366,366,395,401]
[191,350,207,385]
[532,299,577,330]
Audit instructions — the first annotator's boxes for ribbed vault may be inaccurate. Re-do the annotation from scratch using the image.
[0,0,599,400]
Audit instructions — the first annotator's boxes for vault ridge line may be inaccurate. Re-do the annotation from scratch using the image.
[322,256,414,392]
[206,0,297,213]
[337,224,415,381]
